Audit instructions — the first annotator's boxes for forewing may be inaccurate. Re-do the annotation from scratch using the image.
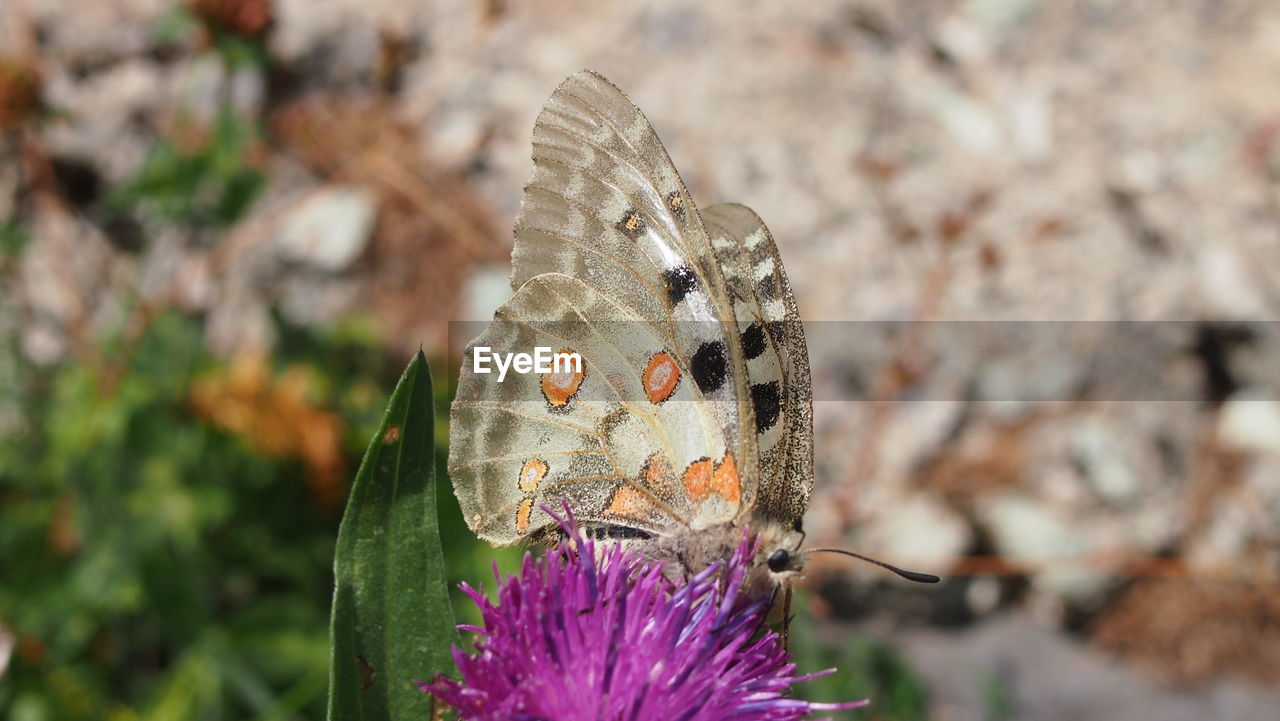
[509,73,752,463]
[509,71,757,496]
[702,203,813,523]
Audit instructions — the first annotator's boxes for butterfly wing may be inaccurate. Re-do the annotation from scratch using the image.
[512,70,755,459]
[450,71,757,544]
[702,203,814,524]
[450,273,736,542]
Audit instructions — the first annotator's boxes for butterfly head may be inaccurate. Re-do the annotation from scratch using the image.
[766,546,800,574]
[735,519,945,588]
[756,518,807,582]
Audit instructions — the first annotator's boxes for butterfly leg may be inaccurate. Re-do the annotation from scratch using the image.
[781,585,793,650]
[754,584,781,639]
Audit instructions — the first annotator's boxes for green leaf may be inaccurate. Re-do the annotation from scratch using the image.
[328,352,457,721]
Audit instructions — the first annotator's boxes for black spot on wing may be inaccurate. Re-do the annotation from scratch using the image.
[741,322,767,360]
[751,381,782,433]
[757,273,778,299]
[690,340,729,394]
[663,265,699,305]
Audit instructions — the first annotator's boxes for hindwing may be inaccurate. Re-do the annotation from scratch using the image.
[703,204,814,523]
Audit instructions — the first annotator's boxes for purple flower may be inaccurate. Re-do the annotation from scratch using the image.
[418,514,866,721]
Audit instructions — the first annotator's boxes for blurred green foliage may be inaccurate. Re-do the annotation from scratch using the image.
[0,219,29,257]
[154,8,270,71]
[1,311,363,720]
[0,26,520,712]
[0,304,513,720]
[790,605,931,721]
[105,109,266,234]
[977,668,1013,721]
[99,5,273,239]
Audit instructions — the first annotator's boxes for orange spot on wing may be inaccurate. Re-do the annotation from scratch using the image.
[605,485,652,519]
[518,458,549,493]
[642,453,676,499]
[642,352,680,404]
[681,458,714,502]
[541,348,585,407]
[713,452,741,503]
[515,498,534,533]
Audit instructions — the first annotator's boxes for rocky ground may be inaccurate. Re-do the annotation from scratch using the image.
[4,1,1280,718]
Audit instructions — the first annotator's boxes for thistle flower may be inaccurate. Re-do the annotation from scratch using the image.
[419,513,865,721]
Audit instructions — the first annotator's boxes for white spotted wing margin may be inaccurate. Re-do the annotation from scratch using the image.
[703,203,813,524]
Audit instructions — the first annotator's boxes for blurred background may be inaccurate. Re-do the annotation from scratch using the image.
[2,1,1279,719]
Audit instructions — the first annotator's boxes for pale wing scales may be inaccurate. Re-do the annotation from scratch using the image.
[449,273,730,543]
[510,71,756,479]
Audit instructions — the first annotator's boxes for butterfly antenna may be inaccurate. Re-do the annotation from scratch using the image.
[800,548,940,584]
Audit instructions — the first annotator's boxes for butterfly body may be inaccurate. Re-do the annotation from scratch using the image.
[449,71,813,596]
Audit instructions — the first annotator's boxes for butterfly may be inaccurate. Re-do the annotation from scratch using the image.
[448,70,934,602]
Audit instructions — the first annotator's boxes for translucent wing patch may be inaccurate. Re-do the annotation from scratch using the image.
[702,203,813,523]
